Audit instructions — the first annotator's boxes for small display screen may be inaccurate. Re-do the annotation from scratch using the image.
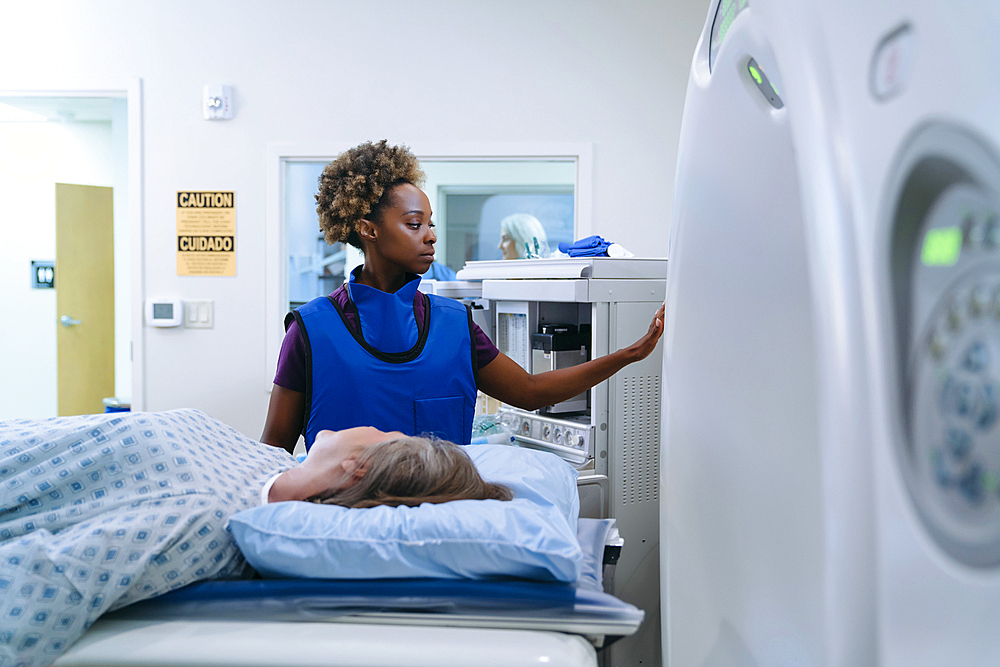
[921,226,962,266]
[153,303,174,320]
[747,58,784,109]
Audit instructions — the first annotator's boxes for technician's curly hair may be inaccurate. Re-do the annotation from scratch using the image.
[315,140,426,249]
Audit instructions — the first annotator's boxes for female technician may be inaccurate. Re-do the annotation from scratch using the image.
[261,140,664,453]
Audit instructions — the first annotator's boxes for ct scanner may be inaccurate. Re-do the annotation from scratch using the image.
[663,0,1000,664]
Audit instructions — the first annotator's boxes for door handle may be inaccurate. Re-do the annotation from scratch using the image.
[60,315,81,327]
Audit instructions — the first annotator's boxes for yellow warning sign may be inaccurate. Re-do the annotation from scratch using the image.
[176,191,236,276]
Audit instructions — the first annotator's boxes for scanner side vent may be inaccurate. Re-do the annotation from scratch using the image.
[622,374,661,505]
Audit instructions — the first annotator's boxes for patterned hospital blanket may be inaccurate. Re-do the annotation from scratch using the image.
[0,408,294,667]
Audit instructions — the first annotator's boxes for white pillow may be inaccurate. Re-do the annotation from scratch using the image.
[228,444,583,582]
[464,444,580,531]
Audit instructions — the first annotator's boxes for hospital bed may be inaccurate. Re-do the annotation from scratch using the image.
[55,519,643,667]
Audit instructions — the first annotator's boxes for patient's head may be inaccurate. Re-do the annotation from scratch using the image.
[312,436,513,508]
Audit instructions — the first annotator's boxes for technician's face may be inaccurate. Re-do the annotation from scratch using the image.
[499,233,519,260]
[369,183,437,274]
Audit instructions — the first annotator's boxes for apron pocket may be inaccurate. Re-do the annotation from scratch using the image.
[414,396,468,443]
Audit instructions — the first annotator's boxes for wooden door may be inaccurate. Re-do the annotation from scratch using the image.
[55,183,115,415]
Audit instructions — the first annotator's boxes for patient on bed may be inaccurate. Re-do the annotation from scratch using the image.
[0,409,511,667]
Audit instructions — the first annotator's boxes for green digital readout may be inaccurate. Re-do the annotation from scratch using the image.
[718,0,738,47]
[710,0,750,72]
[921,226,963,266]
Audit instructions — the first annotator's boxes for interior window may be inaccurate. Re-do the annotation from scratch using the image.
[283,158,576,309]
[442,191,574,269]
[285,161,344,308]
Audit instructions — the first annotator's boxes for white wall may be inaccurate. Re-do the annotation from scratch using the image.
[0,0,707,437]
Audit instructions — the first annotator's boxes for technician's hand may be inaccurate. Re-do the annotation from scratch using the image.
[478,301,665,412]
[624,301,665,363]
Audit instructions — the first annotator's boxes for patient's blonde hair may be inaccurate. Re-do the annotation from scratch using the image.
[312,436,512,508]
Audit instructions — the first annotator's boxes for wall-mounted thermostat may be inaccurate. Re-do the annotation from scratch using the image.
[145,298,183,327]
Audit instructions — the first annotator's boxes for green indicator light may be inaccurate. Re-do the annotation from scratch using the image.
[921,226,963,266]
[747,56,783,108]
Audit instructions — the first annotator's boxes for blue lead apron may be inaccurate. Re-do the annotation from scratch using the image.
[290,275,478,450]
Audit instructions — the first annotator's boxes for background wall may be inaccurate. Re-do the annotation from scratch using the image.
[0,0,707,437]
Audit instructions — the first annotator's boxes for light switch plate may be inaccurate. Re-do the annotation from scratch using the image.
[183,300,214,329]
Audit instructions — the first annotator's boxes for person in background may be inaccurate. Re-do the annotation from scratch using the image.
[260,140,665,454]
[498,213,549,259]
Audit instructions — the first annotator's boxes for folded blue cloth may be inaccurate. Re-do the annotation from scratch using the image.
[558,235,613,257]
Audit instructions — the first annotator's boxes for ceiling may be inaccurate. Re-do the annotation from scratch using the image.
[0,96,116,122]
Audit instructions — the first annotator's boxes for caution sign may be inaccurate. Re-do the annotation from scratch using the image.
[176,191,236,276]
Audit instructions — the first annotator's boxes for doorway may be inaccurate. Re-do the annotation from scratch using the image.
[0,89,140,418]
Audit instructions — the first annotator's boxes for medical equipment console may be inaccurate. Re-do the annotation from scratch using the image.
[457,256,666,667]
